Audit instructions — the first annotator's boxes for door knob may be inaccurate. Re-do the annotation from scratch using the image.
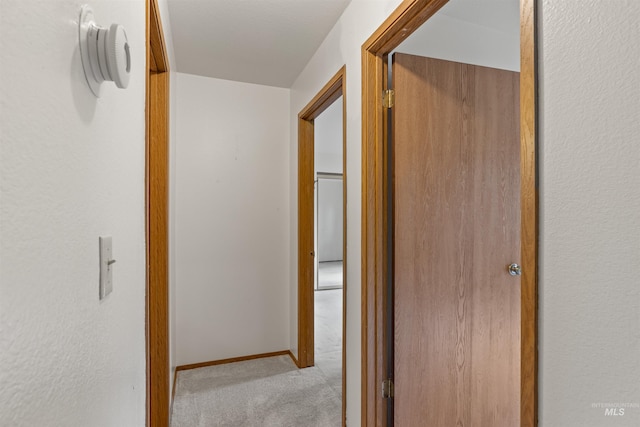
[508,263,522,276]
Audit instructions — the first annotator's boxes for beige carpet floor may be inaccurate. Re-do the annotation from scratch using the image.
[170,355,341,427]
[314,289,342,398]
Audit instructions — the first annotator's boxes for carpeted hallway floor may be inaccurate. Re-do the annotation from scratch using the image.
[314,288,342,399]
[170,289,343,427]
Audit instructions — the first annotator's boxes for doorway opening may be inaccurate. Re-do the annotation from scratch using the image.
[315,94,344,293]
[316,172,344,291]
[361,0,537,426]
[314,96,345,416]
[297,66,347,425]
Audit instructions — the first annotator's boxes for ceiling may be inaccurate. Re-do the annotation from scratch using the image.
[167,0,518,88]
[395,0,520,72]
[437,0,519,35]
[167,0,352,88]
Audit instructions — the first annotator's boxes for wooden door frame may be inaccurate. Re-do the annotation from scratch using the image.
[298,66,347,424]
[146,0,170,425]
[361,0,538,426]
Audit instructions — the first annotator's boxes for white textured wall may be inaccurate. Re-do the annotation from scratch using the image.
[0,1,146,426]
[175,73,290,366]
[539,1,640,425]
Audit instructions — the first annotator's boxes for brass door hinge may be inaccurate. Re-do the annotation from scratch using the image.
[383,89,395,108]
[382,378,394,398]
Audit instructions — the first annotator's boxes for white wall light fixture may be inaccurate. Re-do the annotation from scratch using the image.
[78,5,131,97]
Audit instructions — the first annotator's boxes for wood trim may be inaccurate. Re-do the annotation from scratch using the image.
[297,66,347,427]
[365,0,449,54]
[148,70,170,426]
[175,351,293,372]
[146,0,170,426]
[288,350,301,368]
[145,3,150,423]
[341,70,348,427]
[361,46,379,427]
[361,0,538,425]
[520,0,539,425]
[149,0,168,73]
[298,67,345,120]
[171,369,178,401]
[172,351,301,397]
[297,116,315,368]
[298,66,347,368]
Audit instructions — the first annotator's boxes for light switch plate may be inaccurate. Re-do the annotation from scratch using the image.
[99,236,113,299]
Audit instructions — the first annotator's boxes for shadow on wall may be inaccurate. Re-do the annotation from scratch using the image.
[71,47,97,123]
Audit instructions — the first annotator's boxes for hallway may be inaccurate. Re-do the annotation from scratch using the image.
[3,1,640,426]
[170,289,343,426]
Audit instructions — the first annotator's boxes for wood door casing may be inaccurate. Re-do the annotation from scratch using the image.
[298,66,348,426]
[392,54,520,426]
[298,116,315,368]
[147,0,169,425]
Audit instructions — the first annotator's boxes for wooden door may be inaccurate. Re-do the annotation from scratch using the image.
[392,53,521,426]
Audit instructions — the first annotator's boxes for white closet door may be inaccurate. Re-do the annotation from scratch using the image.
[317,178,343,262]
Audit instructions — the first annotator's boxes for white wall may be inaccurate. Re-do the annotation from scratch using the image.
[539,1,640,425]
[315,96,343,174]
[0,1,146,426]
[175,73,290,366]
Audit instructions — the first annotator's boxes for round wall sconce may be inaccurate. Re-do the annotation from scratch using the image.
[78,5,131,97]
